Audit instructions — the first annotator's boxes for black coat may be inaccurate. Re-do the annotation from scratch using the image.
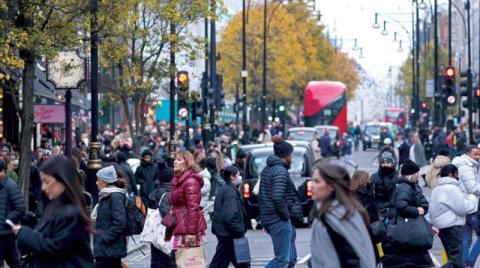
[319,134,332,157]
[148,181,172,216]
[17,196,94,268]
[258,156,302,226]
[118,161,138,195]
[94,191,127,258]
[392,178,429,219]
[0,177,25,235]
[354,187,379,224]
[135,159,159,204]
[398,142,410,167]
[383,177,432,268]
[211,182,247,238]
[370,170,399,211]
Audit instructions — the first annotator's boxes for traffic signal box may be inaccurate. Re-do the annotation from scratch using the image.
[177,71,189,120]
[445,67,456,106]
[460,69,471,109]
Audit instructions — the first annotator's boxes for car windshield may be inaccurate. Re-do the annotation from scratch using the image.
[316,127,338,140]
[365,126,381,136]
[249,153,306,178]
[287,129,316,142]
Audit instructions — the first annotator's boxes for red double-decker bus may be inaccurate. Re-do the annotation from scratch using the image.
[385,107,406,128]
[304,81,347,135]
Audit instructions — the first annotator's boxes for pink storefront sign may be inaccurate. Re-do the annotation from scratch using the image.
[34,105,65,123]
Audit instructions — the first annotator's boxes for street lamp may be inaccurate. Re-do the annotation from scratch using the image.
[381,21,388,35]
[372,13,380,29]
[397,40,404,53]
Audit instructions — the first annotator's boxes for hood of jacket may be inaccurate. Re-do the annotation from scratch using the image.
[452,154,479,168]
[140,159,154,167]
[172,169,204,188]
[266,155,287,168]
[433,155,451,169]
[437,176,460,187]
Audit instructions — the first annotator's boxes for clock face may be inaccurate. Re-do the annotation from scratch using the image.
[47,51,86,89]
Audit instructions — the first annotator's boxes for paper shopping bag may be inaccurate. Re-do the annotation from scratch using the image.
[175,247,206,268]
[233,237,251,263]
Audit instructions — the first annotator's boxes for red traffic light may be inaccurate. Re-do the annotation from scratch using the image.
[476,88,480,97]
[445,67,455,78]
[421,101,427,109]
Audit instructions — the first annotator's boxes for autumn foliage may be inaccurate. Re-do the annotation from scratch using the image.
[217,2,360,106]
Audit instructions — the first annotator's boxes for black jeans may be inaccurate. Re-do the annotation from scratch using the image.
[209,236,250,268]
[95,257,121,268]
[439,225,464,268]
[0,234,20,268]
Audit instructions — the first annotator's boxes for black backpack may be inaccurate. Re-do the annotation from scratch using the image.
[125,196,145,236]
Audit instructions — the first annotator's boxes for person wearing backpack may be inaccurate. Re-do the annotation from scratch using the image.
[0,159,25,268]
[92,165,128,268]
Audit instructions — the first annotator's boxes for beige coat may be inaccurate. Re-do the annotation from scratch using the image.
[426,155,451,189]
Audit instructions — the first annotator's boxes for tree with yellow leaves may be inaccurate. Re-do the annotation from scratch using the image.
[218,1,360,110]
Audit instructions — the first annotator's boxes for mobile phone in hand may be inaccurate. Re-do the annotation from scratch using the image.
[5,219,15,229]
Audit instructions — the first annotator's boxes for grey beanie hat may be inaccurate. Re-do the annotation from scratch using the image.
[96,165,118,184]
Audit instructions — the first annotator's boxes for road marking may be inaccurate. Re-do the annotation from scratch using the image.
[297,254,311,264]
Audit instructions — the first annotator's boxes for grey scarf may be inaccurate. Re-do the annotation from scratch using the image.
[310,201,376,268]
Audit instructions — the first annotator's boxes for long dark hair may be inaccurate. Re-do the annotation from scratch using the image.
[40,155,94,233]
[311,163,369,224]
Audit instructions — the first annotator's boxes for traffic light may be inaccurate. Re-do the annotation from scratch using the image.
[460,69,472,109]
[445,67,456,106]
[176,71,189,100]
[421,101,427,110]
[190,91,202,121]
[215,74,225,109]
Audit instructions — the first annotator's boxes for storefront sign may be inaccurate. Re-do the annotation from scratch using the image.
[34,105,65,123]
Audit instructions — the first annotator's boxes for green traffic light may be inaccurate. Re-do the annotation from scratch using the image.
[279,105,285,112]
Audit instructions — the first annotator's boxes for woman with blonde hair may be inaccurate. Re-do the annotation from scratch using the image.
[167,151,207,264]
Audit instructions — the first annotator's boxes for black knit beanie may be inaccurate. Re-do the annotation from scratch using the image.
[272,135,294,158]
[401,159,420,176]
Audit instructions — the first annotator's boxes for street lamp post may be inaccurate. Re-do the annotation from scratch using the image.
[262,0,267,130]
[466,0,473,144]
[415,1,420,129]
[242,0,248,137]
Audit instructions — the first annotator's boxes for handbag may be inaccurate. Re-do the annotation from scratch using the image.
[233,237,251,264]
[140,193,173,254]
[387,215,433,250]
[175,247,206,268]
[369,220,386,240]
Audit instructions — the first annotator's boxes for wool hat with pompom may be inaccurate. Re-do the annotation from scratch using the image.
[272,135,294,158]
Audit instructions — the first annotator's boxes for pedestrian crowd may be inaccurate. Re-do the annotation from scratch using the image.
[3,121,480,268]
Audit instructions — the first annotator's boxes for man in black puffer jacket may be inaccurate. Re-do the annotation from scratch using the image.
[0,159,25,268]
[259,136,302,268]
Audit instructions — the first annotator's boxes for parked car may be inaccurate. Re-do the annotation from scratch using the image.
[314,125,342,159]
[240,146,315,228]
[286,127,319,142]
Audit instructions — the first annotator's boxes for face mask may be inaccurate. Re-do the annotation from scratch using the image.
[235,175,243,185]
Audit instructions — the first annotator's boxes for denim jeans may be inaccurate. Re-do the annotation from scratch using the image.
[265,220,297,268]
[463,212,480,266]
[439,225,464,268]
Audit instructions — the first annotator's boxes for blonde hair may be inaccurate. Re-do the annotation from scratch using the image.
[175,151,200,176]
[351,170,370,190]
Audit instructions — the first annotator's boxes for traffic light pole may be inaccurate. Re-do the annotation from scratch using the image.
[209,0,217,139]
[415,2,420,129]
[169,21,177,161]
[466,0,474,144]
[202,16,210,145]
[262,0,267,129]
